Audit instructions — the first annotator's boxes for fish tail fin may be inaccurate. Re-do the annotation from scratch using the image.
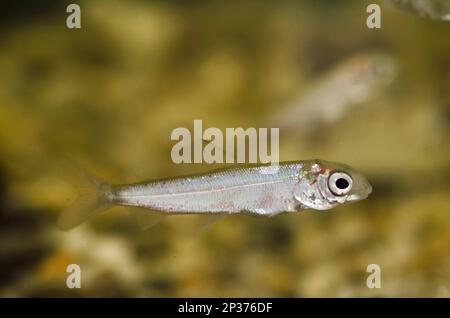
[58,168,115,231]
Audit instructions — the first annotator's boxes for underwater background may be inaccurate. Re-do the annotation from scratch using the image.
[0,0,449,297]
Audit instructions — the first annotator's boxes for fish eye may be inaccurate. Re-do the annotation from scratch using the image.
[328,172,353,196]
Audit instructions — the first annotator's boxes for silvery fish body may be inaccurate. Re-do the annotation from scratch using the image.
[114,163,303,215]
[58,160,372,230]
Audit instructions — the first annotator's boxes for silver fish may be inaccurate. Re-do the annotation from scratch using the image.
[387,0,450,22]
[58,160,372,230]
[272,53,398,134]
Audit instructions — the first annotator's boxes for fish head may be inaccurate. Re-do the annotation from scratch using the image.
[293,160,372,210]
[346,53,398,100]
[363,53,397,80]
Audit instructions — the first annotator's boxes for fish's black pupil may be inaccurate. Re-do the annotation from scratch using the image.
[336,178,349,190]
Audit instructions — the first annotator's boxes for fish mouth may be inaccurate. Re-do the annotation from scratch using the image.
[367,183,373,195]
[347,193,368,202]
[363,181,373,198]
[347,182,372,202]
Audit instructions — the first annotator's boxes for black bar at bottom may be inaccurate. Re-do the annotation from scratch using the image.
[0,298,447,315]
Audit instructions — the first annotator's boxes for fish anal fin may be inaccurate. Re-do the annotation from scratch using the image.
[128,207,166,231]
[198,214,226,231]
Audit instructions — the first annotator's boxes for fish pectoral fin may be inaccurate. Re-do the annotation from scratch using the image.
[127,207,166,231]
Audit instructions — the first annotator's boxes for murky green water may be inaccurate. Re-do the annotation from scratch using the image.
[0,0,449,297]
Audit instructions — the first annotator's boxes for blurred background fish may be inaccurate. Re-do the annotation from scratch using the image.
[0,0,449,297]
[272,53,398,135]
[386,0,450,22]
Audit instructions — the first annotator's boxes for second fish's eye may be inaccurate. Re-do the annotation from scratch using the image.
[328,172,352,196]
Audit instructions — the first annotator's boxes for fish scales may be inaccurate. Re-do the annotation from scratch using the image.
[113,163,302,215]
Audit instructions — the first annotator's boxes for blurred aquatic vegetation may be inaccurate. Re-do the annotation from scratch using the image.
[0,0,449,297]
